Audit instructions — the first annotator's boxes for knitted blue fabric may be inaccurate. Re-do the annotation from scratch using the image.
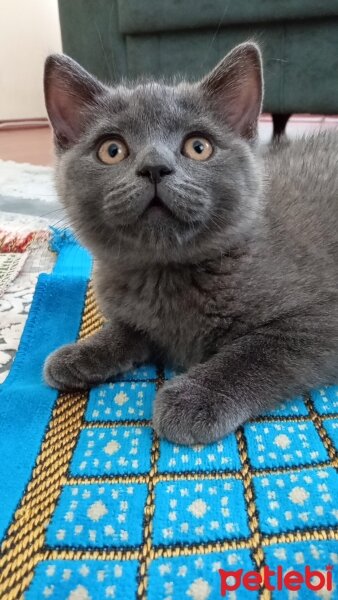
[0,229,337,599]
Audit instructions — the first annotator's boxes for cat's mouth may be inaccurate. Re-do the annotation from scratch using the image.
[148,196,165,209]
[139,194,191,229]
[143,195,174,218]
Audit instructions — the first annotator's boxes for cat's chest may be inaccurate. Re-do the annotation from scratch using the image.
[96,262,242,366]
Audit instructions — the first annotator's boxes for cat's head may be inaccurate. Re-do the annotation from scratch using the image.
[44,42,263,264]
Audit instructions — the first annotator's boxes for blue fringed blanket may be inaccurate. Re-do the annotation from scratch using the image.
[0,229,337,599]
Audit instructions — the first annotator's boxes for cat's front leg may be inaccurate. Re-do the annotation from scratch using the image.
[153,319,338,444]
[44,322,150,391]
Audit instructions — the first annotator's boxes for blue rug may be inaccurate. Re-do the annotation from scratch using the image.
[0,229,337,599]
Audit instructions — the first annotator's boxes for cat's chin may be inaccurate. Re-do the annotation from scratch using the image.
[110,214,200,259]
[137,196,196,240]
[98,196,206,259]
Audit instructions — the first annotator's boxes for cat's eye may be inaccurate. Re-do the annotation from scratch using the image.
[97,138,128,164]
[182,136,213,161]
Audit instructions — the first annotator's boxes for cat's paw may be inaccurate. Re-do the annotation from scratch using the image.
[152,375,231,445]
[44,342,115,391]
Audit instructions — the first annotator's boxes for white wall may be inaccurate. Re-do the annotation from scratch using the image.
[0,0,62,120]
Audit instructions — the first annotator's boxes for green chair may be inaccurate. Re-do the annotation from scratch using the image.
[58,0,338,136]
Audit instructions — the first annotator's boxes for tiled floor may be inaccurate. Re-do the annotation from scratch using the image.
[1,116,338,167]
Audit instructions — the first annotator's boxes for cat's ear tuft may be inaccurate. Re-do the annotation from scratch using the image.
[44,54,106,149]
[200,42,263,141]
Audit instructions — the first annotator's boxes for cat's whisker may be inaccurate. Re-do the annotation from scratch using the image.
[105,181,139,198]
[39,207,65,218]
[50,216,71,228]
[103,187,139,210]
[180,182,204,195]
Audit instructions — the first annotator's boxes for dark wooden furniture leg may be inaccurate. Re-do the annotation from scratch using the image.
[272,113,292,138]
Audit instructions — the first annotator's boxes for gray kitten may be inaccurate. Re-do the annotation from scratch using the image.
[43,42,338,445]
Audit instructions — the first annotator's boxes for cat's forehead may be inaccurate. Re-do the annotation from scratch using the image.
[101,81,206,134]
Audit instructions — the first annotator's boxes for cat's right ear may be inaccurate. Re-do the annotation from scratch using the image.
[44,54,106,149]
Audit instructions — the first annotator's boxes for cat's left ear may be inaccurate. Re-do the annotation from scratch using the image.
[200,42,263,141]
[44,54,106,149]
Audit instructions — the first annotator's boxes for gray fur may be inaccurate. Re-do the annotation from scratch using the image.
[43,43,338,444]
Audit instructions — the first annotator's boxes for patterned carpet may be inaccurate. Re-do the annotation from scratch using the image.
[0,213,54,384]
[0,229,337,600]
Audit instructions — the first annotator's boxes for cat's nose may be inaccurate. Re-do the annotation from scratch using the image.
[137,164,173,184]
